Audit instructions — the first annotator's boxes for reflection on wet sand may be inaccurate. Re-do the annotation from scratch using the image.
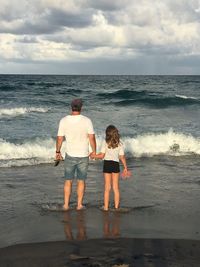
[63,210,121,240]
[63,211,87,241]
[103,212,121,238]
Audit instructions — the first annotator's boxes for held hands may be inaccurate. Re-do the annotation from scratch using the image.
[121,168,131,180]
[89,151,96,159]
[89,152,105,160]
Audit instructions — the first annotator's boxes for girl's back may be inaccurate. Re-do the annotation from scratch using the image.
[101,140,124,162]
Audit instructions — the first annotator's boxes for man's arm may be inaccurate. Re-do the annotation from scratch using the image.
[88,134,96,157]
[56,136,64,160]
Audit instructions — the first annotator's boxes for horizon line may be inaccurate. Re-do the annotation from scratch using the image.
[0,73,200,76]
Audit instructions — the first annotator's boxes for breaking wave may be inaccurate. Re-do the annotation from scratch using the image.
[0,138,55,167]
[0,130,199,167]
[123,129,200,157]
[0,107,49,117]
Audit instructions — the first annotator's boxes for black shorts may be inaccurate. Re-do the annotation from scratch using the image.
[103,160,120,173]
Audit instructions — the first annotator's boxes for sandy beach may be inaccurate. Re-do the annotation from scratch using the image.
[0,237,200,267]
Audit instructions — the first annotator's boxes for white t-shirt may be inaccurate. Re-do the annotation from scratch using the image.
[101,140,124,162]
[57,115,95,157]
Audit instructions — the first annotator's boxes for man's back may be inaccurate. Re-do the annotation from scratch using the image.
[57,114,94,157]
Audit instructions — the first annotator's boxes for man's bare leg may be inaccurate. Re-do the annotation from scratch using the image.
[77,180,85,210]
[63,180,72,210]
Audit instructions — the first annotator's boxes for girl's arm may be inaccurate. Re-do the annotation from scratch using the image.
[119,155,128,170]
[119,155,131,178]
[92,152,105,159]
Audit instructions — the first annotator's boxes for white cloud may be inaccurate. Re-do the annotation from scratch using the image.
[0,0,200,74]
[0,34,20,59]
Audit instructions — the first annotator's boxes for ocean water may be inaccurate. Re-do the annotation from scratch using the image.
[0,75,200,247]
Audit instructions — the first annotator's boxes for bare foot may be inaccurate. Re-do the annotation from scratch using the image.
[62,205,70,211]
[76,205,86,211]
[100,206,109,211]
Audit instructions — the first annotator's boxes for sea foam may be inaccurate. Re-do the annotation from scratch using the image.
[0,107,48,117]
[0,137,54,158]
[123,129,200,157]
[0,130,199,167]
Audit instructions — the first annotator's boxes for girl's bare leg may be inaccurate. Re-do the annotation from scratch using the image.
[112,172,120,209]
[104,173,112,210]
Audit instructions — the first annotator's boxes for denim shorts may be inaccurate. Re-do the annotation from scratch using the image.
[64,154,89,180]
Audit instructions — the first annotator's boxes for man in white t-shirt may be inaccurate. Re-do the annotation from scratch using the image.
[56,99,96,210]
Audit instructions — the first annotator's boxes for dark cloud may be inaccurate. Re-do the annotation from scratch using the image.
[135,44,183,57]
[0,5,23,22]
[83,0,128,11]
[101,12,123,26]
[43,34,109,49]
[46,8,93,28]
[0,7,93,35]
[0,12,18,22]
[0,22,60,35]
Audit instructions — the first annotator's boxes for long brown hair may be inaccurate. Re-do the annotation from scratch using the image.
[105,125,120,149]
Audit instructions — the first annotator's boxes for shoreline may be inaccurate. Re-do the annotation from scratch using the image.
[0,237,200,267]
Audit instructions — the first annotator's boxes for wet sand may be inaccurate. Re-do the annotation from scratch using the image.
[0,160,200,266]
[0,237,200,267]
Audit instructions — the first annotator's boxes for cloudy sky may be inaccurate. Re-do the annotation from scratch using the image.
[0,0,200,74]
